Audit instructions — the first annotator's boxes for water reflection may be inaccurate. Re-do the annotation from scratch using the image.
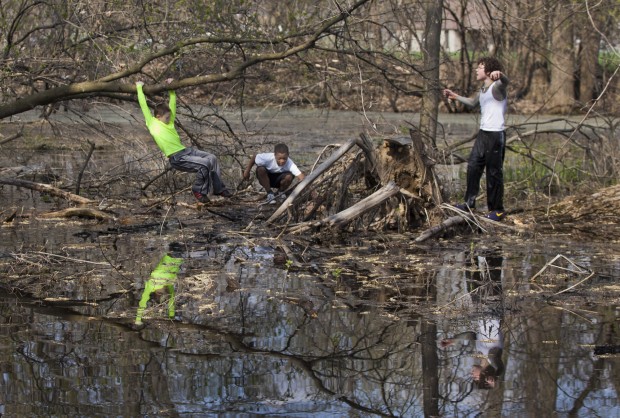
[439,251,504,391]
[135,253,183,325]
[0,237,619,416]
[437,249,506,418]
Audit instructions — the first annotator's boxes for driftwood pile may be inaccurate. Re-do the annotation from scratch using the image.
[265,130,445,235]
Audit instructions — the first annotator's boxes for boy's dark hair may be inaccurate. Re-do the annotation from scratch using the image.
[154,103,170,118]
[274,143,289,154]
[478,57,503,74]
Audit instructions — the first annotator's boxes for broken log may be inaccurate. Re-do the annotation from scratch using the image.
[0,177,94,204]
[0,129,23,146]
[287,181,401,233]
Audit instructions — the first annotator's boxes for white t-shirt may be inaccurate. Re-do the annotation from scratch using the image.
[479,81,507,132]
[475,318,503,356]
[255,153,301,176]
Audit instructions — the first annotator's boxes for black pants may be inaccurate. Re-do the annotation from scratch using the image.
[464,130,505,211]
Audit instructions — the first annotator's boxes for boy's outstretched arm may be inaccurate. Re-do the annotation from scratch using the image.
[440,331,476,348]
[243,155,256,180]
[136,81,153,123]
[443,88,479,108]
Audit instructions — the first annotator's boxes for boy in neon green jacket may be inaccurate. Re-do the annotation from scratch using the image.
[136,79,232,202]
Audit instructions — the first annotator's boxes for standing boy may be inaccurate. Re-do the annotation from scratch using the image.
[243,143,305,204]
[136,79,232,203]
[443,57,509,221]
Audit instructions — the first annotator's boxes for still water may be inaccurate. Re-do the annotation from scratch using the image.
[1,224,619,417]
[1,107,619,417]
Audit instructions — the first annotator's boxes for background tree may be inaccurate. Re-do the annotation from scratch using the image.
[547,0,578,113]
[419,0,444,148]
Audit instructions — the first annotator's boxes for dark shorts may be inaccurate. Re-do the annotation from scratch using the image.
[267,171,292,187]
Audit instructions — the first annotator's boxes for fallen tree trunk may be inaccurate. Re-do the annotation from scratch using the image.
[287,181,400,234]
[0,177,94,204]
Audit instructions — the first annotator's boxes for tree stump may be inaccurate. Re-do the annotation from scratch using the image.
[374,129,444,227]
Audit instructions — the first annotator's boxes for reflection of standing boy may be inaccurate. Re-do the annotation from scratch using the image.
[440,319,504,389]
[136,79,232,203]
[440,251,505,389]
[243,143,305,204]
[443,57,509,221]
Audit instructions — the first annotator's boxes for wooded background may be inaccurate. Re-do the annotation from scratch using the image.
[1,0,617,118]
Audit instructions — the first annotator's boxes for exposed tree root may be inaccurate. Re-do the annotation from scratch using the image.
[267,130,442,234]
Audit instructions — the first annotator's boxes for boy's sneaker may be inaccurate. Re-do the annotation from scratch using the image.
[193,191,210,203]
[266,193,277,205]
[485,210,505,221]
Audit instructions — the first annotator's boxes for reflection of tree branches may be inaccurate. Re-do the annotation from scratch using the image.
[135,314,413,417]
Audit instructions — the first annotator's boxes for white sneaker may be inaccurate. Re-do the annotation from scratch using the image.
[266,193,276,205]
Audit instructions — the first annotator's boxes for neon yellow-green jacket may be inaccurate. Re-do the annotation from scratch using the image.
[136,84,186,157]
[135,254,183,325]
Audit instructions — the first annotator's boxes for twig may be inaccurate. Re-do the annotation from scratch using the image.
[76,141,96,195]
[530,254,590,282]
[553,272,595,296]
[0,129,24,146]
[27,251,112,266]
[435,282,491,312]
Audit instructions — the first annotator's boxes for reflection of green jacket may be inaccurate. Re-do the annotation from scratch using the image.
[135,255,183,325]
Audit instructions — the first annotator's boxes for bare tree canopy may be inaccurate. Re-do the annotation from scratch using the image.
[1,0,619,121]
[0,0,382,119]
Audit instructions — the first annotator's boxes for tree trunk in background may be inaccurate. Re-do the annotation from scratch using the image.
[576,7,604,106]
[547,0,575,113]
[419,0,443,148]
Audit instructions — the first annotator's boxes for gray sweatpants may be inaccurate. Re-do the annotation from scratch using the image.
[168,148,227,196]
